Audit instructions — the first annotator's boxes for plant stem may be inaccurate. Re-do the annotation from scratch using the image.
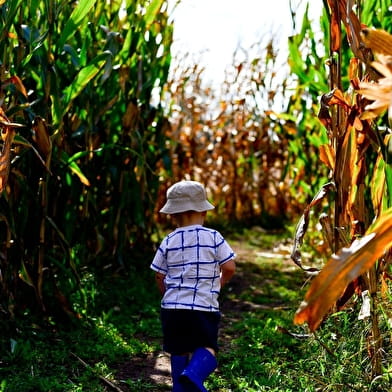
[368,265,382,377]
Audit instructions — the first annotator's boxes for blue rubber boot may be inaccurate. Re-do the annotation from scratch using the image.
[180,348,217,392]
[170,355,189,392]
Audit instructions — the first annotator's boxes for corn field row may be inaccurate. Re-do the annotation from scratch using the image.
[1,0,392,382]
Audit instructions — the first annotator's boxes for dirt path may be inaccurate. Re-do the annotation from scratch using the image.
[116,351,172,390]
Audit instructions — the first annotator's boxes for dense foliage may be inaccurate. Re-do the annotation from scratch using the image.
[0,0,172,319]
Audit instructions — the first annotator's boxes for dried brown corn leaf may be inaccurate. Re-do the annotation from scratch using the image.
[361,28,392,56]
[0,127,15,193]
[32,116,52,162]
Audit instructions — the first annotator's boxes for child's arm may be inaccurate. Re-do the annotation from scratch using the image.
[220,259,236,288]
[155,272,166,295]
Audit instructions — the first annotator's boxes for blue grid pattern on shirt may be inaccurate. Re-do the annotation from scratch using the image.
[150,225,235,311]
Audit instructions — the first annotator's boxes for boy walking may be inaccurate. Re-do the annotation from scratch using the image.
[150,180,236,392]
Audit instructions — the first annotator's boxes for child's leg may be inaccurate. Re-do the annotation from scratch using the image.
[180,347,218,392]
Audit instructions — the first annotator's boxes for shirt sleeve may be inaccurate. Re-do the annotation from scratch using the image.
[215,232,236,265]
[150,240,168,274]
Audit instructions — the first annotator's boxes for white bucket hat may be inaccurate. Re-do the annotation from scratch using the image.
[159,180,215,214]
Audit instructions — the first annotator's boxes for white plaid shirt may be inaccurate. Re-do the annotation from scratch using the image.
[150,224,235,311]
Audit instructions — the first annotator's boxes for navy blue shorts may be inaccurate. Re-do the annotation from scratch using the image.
[160,309,221,355]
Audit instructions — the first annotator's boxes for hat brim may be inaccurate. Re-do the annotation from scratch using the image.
[159,200,214,214]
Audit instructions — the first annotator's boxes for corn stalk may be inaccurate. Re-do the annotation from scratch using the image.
[292,0,392,378]
[0,0,173,319]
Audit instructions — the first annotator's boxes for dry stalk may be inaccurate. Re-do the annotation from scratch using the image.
[70,352,125,392]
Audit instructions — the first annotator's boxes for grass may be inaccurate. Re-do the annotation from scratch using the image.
[1,227,392,391]
[0,261,162,392]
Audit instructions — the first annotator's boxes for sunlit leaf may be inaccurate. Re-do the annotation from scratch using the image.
[19,261,35,287]
[61,151,90,186]
[318,88,352,131]
[319,144,335,171]
[0,126,15,193]
[327,0,364,60]
[361,28,392,56]
[62,51,112,117]
[359,54,392,122]
[349,57,360,83]
[288,36,306,78]
[370,155,385,215]
[294,207,392,331]
[381,272,390,299]
[384,164,392,206]
[328,1,341,52]
[0,0,22,40]
[145,0,164,28]
[344,1,363,60]
[57,0,97,50]
[3,75,28,97]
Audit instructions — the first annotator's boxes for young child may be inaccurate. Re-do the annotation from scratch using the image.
[150,180,236,392]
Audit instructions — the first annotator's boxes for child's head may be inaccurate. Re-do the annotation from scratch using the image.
[160,180,214,215]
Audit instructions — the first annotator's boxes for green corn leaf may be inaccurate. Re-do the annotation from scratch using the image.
[144,0,164,27]
[288,36,306,78]
[119,28,133,62]
[70,168,89,187]
[68,162,90,186]
[62,51,112,117]
[0,0,22,37]
[50,73,63,129]
[19,261,35,287]
[61,151,90,186]
[57,0,97,50]
[298,3,311,42]
[385,164,392,208]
